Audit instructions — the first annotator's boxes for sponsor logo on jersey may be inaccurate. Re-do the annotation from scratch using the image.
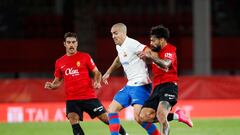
[65,68,79,76]
[165,53,173,59]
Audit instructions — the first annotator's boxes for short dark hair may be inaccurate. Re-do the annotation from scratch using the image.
[64,32,78,41]
[150,25,169,40]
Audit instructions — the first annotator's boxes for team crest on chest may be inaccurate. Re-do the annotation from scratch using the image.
[76,61,80,67]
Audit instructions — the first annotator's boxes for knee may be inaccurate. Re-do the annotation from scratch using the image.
[138,113,146,123]
[108,102,122,113]
[108,104,115,113]
[98,113,109,124]
[139,110,155,123]
[134,113,142,124]
[67,112,79,124]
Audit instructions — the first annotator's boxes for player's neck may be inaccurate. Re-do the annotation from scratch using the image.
[161,42,168,49]
[66,52,77,56]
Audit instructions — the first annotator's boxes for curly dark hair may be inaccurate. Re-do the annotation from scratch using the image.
[150,25,169,40]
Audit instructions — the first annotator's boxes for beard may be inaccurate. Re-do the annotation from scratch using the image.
[151,46,161,52]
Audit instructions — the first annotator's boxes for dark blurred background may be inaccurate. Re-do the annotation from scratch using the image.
[1,1,240,123]
[0,0,240,78]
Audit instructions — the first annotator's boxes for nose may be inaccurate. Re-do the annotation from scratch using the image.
[150,42,153,46]
[112,34,115,39]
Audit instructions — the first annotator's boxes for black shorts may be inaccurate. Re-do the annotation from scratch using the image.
[143,82,178,111]
[66,98,107,121]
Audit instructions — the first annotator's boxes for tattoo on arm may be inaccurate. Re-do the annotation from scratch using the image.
[152,56,172,69]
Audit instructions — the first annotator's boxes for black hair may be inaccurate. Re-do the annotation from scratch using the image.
[150,25,170,40]
[64,32,78,41]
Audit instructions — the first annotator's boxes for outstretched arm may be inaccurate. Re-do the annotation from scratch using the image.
[102,56,121,84]
[44,77,63,90]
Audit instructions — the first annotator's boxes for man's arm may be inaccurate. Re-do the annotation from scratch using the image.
[139,47,171,69]
[44,77,63,90]
[102,56,121,84]
[92,67,102,89]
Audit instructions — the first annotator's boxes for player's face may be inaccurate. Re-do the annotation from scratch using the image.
[64,37,78,55]
[150,36,161,52]
[111,27,125,45]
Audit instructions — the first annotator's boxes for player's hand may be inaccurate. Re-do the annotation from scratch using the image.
[137,51,148,59]
[44,82,54,90]
[93,82,101,89]
[102,73,110,85]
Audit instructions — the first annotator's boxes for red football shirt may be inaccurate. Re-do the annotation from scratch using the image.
[54,51,97,100]
[152,43,178,87]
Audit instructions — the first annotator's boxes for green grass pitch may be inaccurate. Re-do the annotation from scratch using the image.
[1,119,240,135]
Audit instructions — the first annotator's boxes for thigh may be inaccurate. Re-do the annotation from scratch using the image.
[113,86,131,108]
[130,84,151,106]
[66,100,84,121]
[158,83,178,107]
[142,86,160,111]
[82,99,107,119]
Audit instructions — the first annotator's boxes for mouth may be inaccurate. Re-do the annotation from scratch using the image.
[113,39,118,44]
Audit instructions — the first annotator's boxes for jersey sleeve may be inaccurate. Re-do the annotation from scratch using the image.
[54,60,62,78]
[163,51,176,63]
[130,41,146,53]
[86,54,96,71]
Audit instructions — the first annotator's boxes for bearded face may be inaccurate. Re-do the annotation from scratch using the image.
[150,36,162,52]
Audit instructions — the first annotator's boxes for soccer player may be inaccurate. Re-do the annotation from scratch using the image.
[44,32,127,135]
[138,25,193,135]
[102,23,161,135]
[103,23,192,135]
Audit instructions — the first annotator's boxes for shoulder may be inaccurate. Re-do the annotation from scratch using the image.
[166,43,176,51]
[127,37,141,45]
[56,54,66,63]
[77,51,91,58]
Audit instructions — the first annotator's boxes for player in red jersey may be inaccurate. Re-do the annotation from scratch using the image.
[138,25,193,135]
[44,32,127,135]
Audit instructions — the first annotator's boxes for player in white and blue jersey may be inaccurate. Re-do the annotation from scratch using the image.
[103,23,160,135]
